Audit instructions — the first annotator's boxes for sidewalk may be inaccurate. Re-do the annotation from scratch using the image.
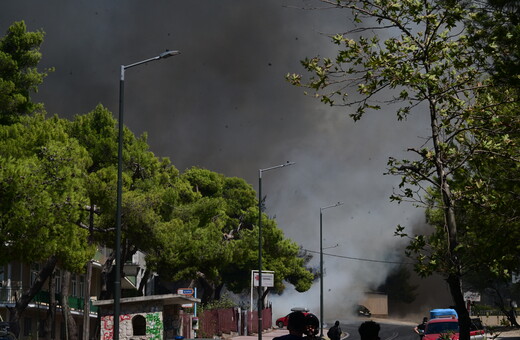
[230,328,289,340]
[228,326,520,340]
[493,328,520,339]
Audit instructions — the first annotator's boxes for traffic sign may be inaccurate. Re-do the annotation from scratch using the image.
[178,288,194,308]
[253,271,274,287]
[178,288,194,295]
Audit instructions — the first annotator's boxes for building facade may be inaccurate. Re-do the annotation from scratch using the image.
[0,248,154,340]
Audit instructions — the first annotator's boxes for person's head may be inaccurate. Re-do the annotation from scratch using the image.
[334,321,340,327]
[358,321,380,340]
[422,317,428,323]
[304,314,319,337]
[287,311,307,336]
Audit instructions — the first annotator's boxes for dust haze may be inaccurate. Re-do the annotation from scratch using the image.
[1,0,450,323]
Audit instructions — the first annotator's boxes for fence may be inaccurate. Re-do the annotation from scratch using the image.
[245,309,272,335]
[198,307,272,337]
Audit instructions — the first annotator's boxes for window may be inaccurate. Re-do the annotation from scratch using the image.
[132,315,146,336]
[71,275,77,297]
[54,270,61,292]
[79,275,85,298]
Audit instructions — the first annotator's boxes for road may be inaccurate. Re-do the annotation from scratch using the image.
[338,319,418,340]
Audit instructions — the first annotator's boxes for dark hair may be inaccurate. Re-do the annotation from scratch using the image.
[304,314,319,336]
[358,321,380,340]
[287,311,307,334]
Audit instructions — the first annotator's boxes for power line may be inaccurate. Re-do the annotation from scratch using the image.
[303,249,415,265]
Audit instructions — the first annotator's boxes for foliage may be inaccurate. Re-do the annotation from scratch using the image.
[200,294,237,310]
[439,331,455,340]
[68,106,314,302]
[0,20,314,307]
[415,85,519,289]
[0,21,52,125]
[0,114,95,271]
[467,0,520,86]
[287,0,519,338]
[146,167,314,302]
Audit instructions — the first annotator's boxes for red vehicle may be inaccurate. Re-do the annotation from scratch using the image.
[423,318,486,340]
[275,308,312,328]
[423,318,459,340]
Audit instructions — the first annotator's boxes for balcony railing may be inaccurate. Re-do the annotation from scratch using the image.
[0,287,98,313]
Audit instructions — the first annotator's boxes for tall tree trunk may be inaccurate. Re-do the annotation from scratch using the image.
[137,268,150,296]
[83,261,93,340]
[7,256,57,338]
[430,98,471,340]
[443,187,471,340]
[214,283,224,301]
[61,270,79,340]
[83,203,97,340]
[197,276,214,304]
[99,253,115,301]
[447,273,471,340]
[260,288,270,310]
[492,286,520,327]
[45,268,57,340]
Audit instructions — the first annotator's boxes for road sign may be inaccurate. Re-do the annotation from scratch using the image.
[253,271,274,287]
[464,291,481,302]
[178,288,194,295]
[178,288,194,308]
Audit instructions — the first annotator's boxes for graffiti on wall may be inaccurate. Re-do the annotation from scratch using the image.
[101,315,114,340]
[146,312,163,340]
[100,314,132,340]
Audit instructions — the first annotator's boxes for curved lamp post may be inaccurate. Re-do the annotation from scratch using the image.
[258,161,295,340]
[115,50,180,340]
[319,202,343,338]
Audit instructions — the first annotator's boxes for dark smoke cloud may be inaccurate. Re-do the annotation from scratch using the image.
[2,0,439,321]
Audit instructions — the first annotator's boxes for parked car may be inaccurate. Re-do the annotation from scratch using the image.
[275,308,312,328]
[423,318,459,340]
[423,317,487,340]
[355,305,372,317]
[470,318,486,340]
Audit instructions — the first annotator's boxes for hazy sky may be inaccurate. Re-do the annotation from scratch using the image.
[2,0,448,320]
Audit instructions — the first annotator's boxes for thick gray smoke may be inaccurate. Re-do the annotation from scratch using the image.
[1,0,441,322]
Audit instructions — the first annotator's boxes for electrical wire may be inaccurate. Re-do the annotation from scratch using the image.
[303,249,415,265]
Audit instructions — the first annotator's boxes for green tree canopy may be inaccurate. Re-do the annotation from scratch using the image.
[0,21,51,125]
[287,1,519,338]
[0,114,94,271]
[146,167,314,303]
[68,109,314,303]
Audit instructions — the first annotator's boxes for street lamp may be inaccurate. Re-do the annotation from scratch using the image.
[258,161,295,340]
[319,202,343,338]
[114,50,180,340]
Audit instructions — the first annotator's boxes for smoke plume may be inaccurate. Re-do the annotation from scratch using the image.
[1,0,443,323]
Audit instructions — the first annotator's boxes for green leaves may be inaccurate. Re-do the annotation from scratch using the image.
[289,0,520,322]
[0,21,52,125]
[0,115,93,271]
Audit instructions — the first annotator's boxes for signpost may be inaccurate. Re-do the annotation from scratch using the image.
[178,288,195,308]
[463,291,481,302]
[250,270,274,312]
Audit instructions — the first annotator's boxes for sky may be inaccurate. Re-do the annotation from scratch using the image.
[1,0,451,321]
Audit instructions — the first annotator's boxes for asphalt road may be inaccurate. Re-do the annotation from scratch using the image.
[339,319,418,340]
